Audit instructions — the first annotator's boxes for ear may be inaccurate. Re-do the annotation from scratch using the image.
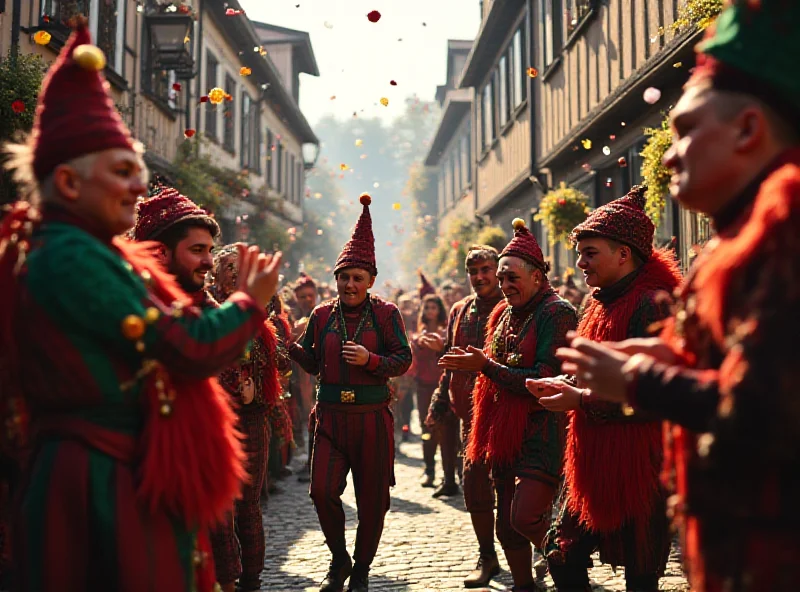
[52,165,82,201]
[368,275,376,289]
[735,106,767,153]
[618,245,631,266]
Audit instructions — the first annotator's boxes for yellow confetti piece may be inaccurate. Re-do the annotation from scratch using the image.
[392,203,401,210]
[581,138,592,150]
[380,97,389,107]
[673,61,683,68]
[355,139,363,147]
[421,433,432,441]
[239,67,252,76]
[360,154,367,159]
[526,67,538,78]
[33,31,52,45]
[208,87,225,105]
[340,163,348,171]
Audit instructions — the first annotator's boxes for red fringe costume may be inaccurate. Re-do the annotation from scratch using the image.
[1,23,262,591]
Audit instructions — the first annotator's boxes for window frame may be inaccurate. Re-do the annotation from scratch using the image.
[481,78,495,152]
[223,73,236,153]
[276,142,284,194]
[241,92,252,170]
[498,54,509,128]
[205,52,219,140]
[265,129,274,187]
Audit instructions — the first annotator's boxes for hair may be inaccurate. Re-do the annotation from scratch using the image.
[416,293,447,332]
[465,244,500,268]
[605,237,645,268]
[156,217,219,251]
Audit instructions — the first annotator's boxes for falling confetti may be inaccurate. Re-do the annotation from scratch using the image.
[33,31,52,45]
[330,95,336,100]
[373,182,380,188]
[422,22,427,26]
[11,100,25,114]
[317,229,324,235]
[581,139,592,150]
[225,8,244,16]
[609,134,616,140]
[355,139,363,147]
[360,154,368,159]
[602,146,611,156]
[224,93,233,102]
[184,129,196,138]
[208,88,225,104]
[673,61,683,68]
[390,80,397,86]
[199,95,209,103]
[239,67,251,76]
[526,67,538,78]
[621,121,627,126]
[581,163,592,172]
[340,163,348,171]
[172,82,182,92]
[618,157,628,168]
[392,203,401,211]
[367,10,381,22]
[324,21,333,29]
[643,87,662,104]
[605,177,613,188]
[314,192,322,199]
[380,97,389,107]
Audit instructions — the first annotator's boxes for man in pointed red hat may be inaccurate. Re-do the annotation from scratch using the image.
[440,220,577,592]
[289,193,412,592]
[0,20,282,592]
[527,185,682,591]
[556,2,800,590]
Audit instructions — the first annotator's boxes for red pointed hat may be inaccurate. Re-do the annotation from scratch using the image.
[293,272,317,292]
[570,184,654,259]
[32,18,135,181]
[417,269,435,299]
[500,218,549,273]
[333,193,377,276]
[133,183,220,242]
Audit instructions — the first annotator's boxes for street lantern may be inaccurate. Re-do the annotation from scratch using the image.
[145,13,194,73]
[302,142,320,170]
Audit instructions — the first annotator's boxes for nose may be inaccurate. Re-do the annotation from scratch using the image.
[200,252,214,269]
[577,255,588,270]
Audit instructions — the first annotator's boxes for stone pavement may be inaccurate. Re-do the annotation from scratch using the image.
[261,420,690,592]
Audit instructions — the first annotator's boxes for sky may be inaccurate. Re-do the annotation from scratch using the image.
[240,0,481,126]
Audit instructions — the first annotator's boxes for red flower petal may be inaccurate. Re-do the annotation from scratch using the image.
[184,129,196,138]
[390,80,397,86]
[200,95,209,103]
[172,82,182,92]
[11,100,25,114]
[367,10,381,22]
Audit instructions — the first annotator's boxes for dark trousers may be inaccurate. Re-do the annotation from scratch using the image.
[461,421,494,513]
[439,413,460,485]
[211,411,269,585]
[416,381,438,476]
[309,402,395,568]
[494,473,556,551]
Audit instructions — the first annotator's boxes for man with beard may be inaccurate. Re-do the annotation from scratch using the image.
[440,220,577,592]
[426,245,504,588]
[527,185,682,591]
[555,2,800,590]
[289,193,412,592]
[0,19,282,591]
[132,184,218,306]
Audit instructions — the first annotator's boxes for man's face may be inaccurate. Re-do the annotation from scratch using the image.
[497,256,541,308]
[336,267,376,307]
[576,237,629,289]
[663,85,743,214]
[71,148,147,236]
[467,257,500,299]
[294,286,317,316]
[166,226,215,293]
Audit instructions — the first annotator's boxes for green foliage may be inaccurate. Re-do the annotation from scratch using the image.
[475,225,507,252]
[672,0,724,33]
[0,51,47,142]
[534,182,590,247]
[640,114,673,226]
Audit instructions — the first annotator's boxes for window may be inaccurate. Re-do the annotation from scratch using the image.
[266,129,274,186]
[512,27,527,107]
[142,22,170,104]
[253,105,262,175]
[205,52,219,140]
[241,93,252,169]
[288,154,295,203]
[565,0,593,36]
[296,162,304,202]
[223,73,236,152]
[540,0,563,68]
[451,151,459,203]
[461,131,471,189]
[481,80,495,150]
[498,55,509,127]
[276,143,284,194]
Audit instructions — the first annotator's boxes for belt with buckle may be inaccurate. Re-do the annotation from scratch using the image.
[316,384,390,405]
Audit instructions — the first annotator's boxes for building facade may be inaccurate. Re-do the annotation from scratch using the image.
[0,0,319,242]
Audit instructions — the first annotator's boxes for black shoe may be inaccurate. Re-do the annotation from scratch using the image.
[319,556,353,592]
[420,472,435,488]
[347,566,369,592]
[463,552,500,588]
[237,576,262,591]
[432,481,459,498]
[279,466,293,479]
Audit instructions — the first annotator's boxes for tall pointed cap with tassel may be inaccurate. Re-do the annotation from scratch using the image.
[500,218,549,273]
[570,184,655,259]
[417,269,435,299]
[32,17,136,181]
[333,193,377,276]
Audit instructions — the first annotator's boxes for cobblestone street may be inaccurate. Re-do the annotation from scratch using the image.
[261,416,690,592]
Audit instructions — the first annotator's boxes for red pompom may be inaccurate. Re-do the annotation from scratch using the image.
[359,192,372,206]
[367,10,381,22]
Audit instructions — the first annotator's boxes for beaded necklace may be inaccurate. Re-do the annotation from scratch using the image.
[335,295,372,345]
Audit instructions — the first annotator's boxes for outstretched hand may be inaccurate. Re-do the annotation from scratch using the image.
[438,345,487,372]
[526,378,583,411]
[556,333,631,404]
[236,244,283,308]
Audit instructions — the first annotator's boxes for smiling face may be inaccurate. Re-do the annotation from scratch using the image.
[496,256,542,308]
[166,225,216,293]
[576,236,635,289]
[53,148,147,236]
[466,256,500,299]
[336,267,376,307]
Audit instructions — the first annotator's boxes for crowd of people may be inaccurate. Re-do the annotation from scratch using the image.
[0,2,799,591]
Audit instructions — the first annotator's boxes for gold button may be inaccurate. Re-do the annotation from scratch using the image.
[144,307,160,324]
[121,315,145,340]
